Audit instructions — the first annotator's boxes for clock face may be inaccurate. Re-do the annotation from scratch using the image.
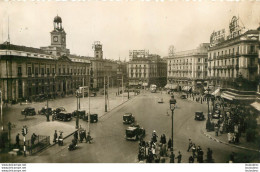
[53,36,58,42]
[62,37,65,43]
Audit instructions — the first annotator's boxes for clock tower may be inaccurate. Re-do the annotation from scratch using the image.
[51,15,66,51]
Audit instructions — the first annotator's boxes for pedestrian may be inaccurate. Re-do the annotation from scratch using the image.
[207,148,213,163]
[215,125,219,136]
[169,151,175,163]
[58,132,63,146]
[162,144,167,157]
[79,130,84,143]
[187,138,192,152]
[53,130,58,143]
[199,150,204,163]
[74,131,78,142]
[167,138,172,151]
[189,156,194,163]
[176,151,182,163]
[16,133,20,148]
[86,132,92,144]
[192,144,197,158]
[31,133,37,145]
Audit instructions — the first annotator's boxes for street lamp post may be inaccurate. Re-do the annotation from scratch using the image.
[76,90,79,129]
[78,85,81,110]
[206,86,211,131]
[0,90,3,131]
[169,95,176,151]
[46,87,50,122]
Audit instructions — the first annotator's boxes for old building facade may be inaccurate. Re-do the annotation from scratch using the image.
[128,51,167,88]
[167,43,209,93]
[207,16,259,101]
[208,31,259,92]
[0,16,91,102]
[0,44,90,102]
[90,41,118,89]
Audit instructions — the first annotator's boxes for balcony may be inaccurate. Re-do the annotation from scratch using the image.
[17,73,22,77]
[248,65,257,71]
[227,65,235,69]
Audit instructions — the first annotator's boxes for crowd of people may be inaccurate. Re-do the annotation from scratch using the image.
[138,131,182,163]
[187,139,213,163]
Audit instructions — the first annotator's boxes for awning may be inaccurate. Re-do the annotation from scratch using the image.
[221,93,234,101]
[182,86,191,92]
[167,84,178,89]
[212,88,221,96]
[250,102,260,112]
[165,84,170,89]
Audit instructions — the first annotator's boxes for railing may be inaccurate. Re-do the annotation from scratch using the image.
[19,135,50,155]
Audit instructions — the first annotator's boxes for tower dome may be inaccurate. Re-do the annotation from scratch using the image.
[54,15,62,23]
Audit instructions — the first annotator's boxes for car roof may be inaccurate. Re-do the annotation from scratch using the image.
[195,111,203,113]
[26,107,34,109]
[126,127,137,131]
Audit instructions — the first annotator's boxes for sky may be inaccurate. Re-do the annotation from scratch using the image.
[0,1,260,61]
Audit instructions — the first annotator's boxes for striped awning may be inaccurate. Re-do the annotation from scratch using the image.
[250,102,260,112]
[212,88,221,96]
[182,86,191,92]
[165,84,178,89]
[221,93,234,101]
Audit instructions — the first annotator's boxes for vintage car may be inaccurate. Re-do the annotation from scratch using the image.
[90,92,97,97]
[180,94,187,99]
[83,114,98,123]
[125,124,145,141]
[194,111,205,121]
[53,112,72,121]
[38,107,52,115]
[53,107,66,115]
[158,98,164,103]
[72,110,86,119]
[123,113,135,124]
[21,107,36,116]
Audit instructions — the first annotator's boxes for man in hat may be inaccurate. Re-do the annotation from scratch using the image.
[187,138,192,152]
[176,151,182,163]
[16,133,20,148]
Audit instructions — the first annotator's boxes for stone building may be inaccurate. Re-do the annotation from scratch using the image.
[90,41,118,89]
[208,16,259,101]
[0,44,90,102]
[0,15,91,102]
[128,51,167,88]
[166,43,209,93]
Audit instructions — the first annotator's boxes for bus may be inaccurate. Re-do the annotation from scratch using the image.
[150,84,157,93]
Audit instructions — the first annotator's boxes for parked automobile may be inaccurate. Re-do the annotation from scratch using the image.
[72,110,86,119]
[125,124,145,141]
[38,107,52,115]
[158,98,164,103]
[21,107,36,116]
[194,111,205,121]
[90,92,97,97]
[83,114,98,123]
[123,113,135,124]
[53,107,66,114]
[180,94,187,99]
[53,112,72,121]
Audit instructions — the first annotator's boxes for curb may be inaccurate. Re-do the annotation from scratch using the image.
[201,130,260,153]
